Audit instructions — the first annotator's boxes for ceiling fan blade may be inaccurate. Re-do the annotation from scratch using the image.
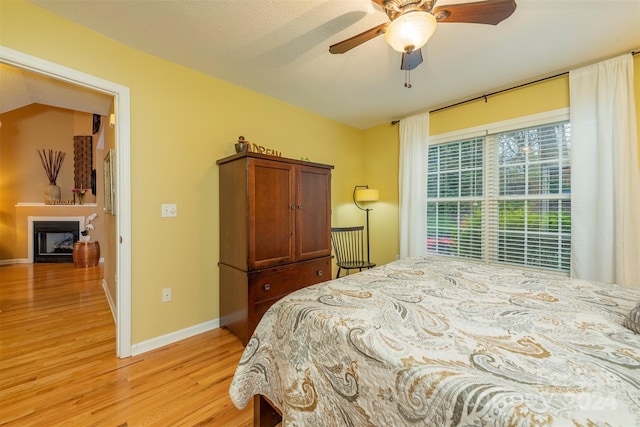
[401,49,423,71]
[329,22,389,54]
[432,0,516,25]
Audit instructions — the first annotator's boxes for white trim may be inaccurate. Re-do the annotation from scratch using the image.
[1,46,132,358]
[27,216,85,263]
[486,108,570,135]
[0,259,27,265]
[429,128,487,145]
[131,319,221,356]
[102,279,117,323]
[430,108,570,144]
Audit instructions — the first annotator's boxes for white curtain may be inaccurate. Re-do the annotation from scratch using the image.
[570,54,640,287]
[399,113,429,258]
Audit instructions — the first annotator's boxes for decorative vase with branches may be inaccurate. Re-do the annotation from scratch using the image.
[37,149,66,204]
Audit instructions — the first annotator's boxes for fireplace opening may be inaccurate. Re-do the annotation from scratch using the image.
[33,221,80,263]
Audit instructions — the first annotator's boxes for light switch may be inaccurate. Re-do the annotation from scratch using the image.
[161,203,177,217]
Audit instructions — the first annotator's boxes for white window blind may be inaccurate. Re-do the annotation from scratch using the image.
[487,122,572,271]
[427,121,571,272]
[427,138,484,259]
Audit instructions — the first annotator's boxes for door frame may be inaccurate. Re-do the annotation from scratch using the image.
[1,46,132,357]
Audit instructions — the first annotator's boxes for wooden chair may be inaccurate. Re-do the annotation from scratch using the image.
[330,226,376,278]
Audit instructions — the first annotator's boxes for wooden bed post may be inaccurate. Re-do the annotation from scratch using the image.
[254,395,282,427]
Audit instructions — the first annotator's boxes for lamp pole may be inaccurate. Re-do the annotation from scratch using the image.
[353,185,378,264]
[364,207,371,263]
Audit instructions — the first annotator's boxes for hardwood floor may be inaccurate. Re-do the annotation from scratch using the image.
[0,263,253,426]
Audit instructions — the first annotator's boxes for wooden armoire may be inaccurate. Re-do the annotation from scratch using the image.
[217,152,333,345]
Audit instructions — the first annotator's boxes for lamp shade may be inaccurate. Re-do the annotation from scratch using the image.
[354,188,379,202]
[384,11,437,53]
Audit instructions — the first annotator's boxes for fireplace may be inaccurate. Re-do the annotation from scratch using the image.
[28,216,84,263]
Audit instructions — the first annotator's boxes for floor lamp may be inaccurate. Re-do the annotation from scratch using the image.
[353,185,379,264]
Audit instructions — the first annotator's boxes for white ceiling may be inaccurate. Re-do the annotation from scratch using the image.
[0,64,113,115]
[21,0,640,129]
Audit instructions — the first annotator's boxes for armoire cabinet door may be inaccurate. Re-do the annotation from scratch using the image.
[248,158,296,269]
[296,165,332,260]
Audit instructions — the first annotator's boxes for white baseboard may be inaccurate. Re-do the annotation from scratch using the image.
[102,279,116,323]
[130,318,221,356]
[0,259,29,265]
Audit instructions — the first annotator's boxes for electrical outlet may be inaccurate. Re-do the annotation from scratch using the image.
[162,287,172,302]
[161,203,177,217]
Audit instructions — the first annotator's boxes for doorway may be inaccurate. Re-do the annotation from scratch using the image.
[1,46,132,357]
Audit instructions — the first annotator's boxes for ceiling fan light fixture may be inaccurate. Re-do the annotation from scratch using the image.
[384,11,437,53]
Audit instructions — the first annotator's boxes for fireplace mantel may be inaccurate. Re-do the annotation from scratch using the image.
[17,202,98,207]
[27,216,85,263]
[14,204,100,262]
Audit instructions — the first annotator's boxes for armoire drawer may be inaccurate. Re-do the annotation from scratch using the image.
[250,257,330,304]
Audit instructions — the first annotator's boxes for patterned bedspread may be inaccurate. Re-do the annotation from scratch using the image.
[229,256,640,426]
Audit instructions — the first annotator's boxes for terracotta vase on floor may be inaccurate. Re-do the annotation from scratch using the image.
[73,241,100,267]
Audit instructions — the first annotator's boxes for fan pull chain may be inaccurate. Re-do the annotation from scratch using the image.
[404,70,412,88]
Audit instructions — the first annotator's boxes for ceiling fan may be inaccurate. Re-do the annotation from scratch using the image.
[329,0,517,71]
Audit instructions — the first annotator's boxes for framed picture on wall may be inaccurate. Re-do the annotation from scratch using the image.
[103,149,115,215]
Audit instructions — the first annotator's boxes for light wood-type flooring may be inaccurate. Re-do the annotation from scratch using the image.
[0,263,253,426]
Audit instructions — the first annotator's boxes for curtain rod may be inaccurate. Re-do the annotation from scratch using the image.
[391,50,640,125]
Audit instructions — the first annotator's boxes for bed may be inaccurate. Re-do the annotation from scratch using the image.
[229,256,640,426]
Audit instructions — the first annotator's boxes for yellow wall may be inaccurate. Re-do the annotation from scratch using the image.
[429,75,570,135]
[1,0,365,344]
[0,105,78,205]
[361,123,400,265]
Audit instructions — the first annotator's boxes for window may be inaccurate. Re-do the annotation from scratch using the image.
[427,138,484,259]
[427,119,571,272]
